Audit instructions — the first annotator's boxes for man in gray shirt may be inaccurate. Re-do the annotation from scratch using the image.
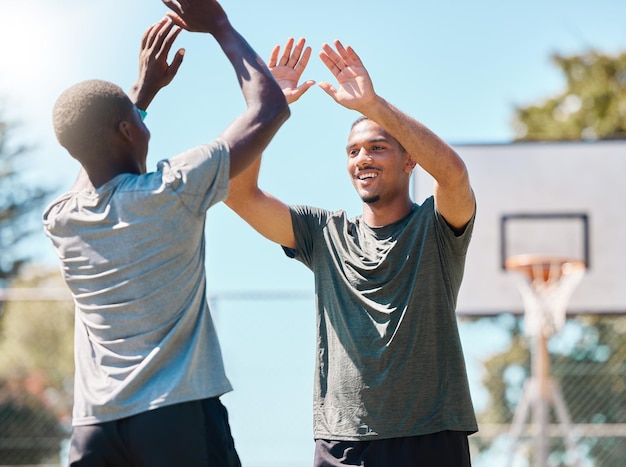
[43,1,288,465]
[225,38,477,466]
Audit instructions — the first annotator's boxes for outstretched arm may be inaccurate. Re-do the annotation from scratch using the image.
[163,0,289,178]
[225,37,316,249]
[318,40,475,231]
[73,18,184,192]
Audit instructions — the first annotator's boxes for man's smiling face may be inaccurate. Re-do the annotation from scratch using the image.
[346,119,412,205]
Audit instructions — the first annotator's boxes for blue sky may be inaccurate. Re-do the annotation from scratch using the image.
[2,1,626,465]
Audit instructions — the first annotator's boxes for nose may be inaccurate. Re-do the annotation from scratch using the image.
[354,148,373,167]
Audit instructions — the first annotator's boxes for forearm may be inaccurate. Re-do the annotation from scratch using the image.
[361,96,467,185]
[127,81,158,111]
[225,157,296,248]
[215,22,287,118]
[225,156,262,206]
[213,22,289,176]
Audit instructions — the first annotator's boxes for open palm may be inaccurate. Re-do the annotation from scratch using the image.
[268,38,315,104]
[318,40,376,111]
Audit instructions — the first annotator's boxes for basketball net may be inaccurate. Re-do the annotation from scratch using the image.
[505,255,586,338]
[505,255,586,467]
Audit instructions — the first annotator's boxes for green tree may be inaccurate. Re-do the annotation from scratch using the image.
[513,50,626,141]
[0,113,52,284]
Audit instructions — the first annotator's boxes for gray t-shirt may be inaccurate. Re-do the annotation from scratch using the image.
[43,139,232,426]
[285,197,478,440]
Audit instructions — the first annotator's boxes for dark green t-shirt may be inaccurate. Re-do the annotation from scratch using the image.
[284,197,478,440]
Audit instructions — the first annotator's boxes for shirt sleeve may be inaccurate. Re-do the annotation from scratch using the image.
[157,138,231,216]
[433,200,476,257]
[282,205,329,269]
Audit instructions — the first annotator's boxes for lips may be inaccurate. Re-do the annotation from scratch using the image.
[356,170,379,182]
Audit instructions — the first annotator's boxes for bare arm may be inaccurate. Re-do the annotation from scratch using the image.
[164,0,289,178]
[225,156,296,248]
[128,17,185,110]
[225,38,316,248]
[73,18,184,192]
[318,41,475,230]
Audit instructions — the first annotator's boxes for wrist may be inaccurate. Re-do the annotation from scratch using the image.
[129,79,156,111]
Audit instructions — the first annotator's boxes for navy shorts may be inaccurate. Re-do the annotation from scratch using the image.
[314,430,471,467]
[68,397,241,467]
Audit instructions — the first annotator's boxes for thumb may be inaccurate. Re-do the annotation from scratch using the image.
[318,82,337,100]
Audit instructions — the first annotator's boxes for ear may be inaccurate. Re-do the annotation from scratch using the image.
[404,154,417,174]
[118,120,133,142]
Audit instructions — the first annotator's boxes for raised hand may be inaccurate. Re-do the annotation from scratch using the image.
[318,40,376,112]
[130,17,184,110]
[162,0,229,34]
[268,38,315,105]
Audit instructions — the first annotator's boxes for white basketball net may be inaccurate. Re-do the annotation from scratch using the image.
[510,261,585,337]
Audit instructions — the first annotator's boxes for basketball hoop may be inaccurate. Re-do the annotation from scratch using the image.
[505,254,586,337]
[505,254,586,466]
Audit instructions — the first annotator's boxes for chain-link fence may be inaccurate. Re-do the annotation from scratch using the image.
[1,288,624,466]
[462,314,626,466]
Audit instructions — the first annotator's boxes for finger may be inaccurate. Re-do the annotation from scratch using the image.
[279,37,295,66]
[268,44,281,68]
[167,48,185,78]
[287,37,306,68]
[165,12,189,30]
[295,80,316,96]
[161,23,183,56]
[162,0,183,16]
[141,19,164,50]
[294,46,312,75]
[317,82,338,101]
[320,43,344,74]
[152,18,178,53]
[333,39,349,60]
[145,17,172,50]
[319,49,342,76]
[343,43,365,67]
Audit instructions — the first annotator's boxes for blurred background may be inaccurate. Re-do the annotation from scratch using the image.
[1,1,625,466]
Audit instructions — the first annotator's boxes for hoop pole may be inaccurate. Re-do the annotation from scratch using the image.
[532,334,551,467]
[505,255,585,466]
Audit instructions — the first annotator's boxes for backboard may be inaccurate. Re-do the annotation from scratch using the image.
[413,140,626,315]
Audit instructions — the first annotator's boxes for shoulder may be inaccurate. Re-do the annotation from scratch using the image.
[160,139,230,173]
[290,205,351,226]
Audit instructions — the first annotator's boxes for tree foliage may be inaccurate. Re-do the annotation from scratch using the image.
[0,114,52,283]
[513,50,626,141]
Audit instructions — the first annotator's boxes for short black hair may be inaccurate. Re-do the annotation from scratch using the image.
[350,116,406,153]
[52,79,134,158]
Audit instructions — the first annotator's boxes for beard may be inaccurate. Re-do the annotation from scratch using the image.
[361,194,380,204]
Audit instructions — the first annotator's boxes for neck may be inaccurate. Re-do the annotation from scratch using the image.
[80,159,143,189]
[361,197,414,227]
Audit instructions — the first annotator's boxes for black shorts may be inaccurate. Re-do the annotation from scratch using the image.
[69,397,241,467]
[314,430,471,467]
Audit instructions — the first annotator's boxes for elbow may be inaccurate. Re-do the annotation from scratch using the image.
[270,93,291,127]
[435,153,471,192]
[447,153,470,184]
[256,88,290,129]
